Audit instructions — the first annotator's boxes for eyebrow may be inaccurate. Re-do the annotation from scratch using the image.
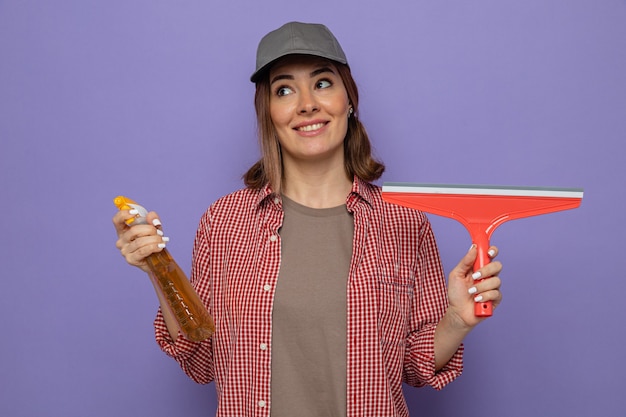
[270,66,336,85]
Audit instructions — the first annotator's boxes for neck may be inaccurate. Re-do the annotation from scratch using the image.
[282,163,353,209]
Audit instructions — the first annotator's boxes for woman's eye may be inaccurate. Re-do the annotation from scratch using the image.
[276,86,293,96]
[316,79,332,89]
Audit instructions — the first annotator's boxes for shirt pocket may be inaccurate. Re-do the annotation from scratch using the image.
[377,264,415,345]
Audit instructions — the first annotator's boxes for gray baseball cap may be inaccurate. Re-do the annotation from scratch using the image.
[250,21,348,83]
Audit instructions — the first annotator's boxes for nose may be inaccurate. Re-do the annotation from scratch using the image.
[298,89,319,114]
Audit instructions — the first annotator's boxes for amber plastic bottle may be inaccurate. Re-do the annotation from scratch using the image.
[114,196,215,342]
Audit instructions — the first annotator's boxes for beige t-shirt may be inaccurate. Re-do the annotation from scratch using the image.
[270,196,354,417]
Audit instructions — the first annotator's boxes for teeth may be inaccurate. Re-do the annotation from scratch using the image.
[297,123,325,132]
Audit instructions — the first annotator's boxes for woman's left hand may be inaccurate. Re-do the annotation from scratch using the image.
[446,245,503,329]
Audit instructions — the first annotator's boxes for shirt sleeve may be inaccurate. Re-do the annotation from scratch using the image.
[154,310,214,384]
[153,211,215,385]
[403,216,464,390]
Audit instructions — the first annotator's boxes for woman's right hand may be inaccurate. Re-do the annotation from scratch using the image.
[113,209,169,273]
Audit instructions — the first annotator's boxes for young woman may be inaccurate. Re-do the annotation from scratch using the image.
[113,21,502,417]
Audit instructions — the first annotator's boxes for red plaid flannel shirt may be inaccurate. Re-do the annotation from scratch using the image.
[155,177,463,416]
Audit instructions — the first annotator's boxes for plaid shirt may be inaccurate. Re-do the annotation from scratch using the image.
[155,177,463,417]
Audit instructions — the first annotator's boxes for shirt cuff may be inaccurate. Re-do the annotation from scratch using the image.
[154,309,201,360]
[405,324,464,390]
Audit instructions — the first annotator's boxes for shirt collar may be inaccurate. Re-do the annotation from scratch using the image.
[347,176,375,211]
[254,175,376,210]
[255,183,278,208]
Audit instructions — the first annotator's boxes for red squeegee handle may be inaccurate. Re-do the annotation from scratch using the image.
[474,241,493,317]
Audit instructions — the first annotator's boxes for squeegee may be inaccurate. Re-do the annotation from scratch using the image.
[381,183,584,317]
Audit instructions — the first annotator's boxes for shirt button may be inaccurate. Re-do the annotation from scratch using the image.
[274,197,280,204]
[258,400,266,408]
[269,235,277,242]
[259,343,267,350]
[263,284,271,292]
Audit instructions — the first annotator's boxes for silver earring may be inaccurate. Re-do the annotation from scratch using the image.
[348,107,354,117]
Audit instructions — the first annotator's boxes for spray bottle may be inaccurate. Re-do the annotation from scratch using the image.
[114,196,215,342]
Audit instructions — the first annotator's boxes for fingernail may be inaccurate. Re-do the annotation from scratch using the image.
[468,286,477,295]
[474,295,483,302]
[152,219,162,227]
[156,229,164,236]
[472,271,482,280]
[161,236,170,242]
[129,209,139,215]
[157,243,166,249]
[468,244,476,252]
[488,249,496,257]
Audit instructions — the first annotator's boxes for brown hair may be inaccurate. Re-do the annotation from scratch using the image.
[242,61,385,192]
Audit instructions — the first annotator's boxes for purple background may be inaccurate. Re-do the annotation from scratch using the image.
[1,1,624,416]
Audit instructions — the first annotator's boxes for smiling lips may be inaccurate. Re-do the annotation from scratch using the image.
[295,122,327,133]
